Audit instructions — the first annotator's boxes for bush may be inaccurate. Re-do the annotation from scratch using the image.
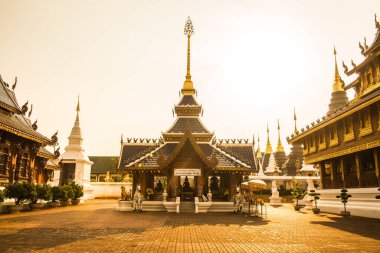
[35,184,52,202]
[51,186,64,202]
[5,182,28,205]
[22,182,37,203]
[61,184,74,201]
[70,182,83,200]
[0,190,4,203]
[336,188,352,213]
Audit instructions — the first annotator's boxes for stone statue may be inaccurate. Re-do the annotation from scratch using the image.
[233,191,244,213]
[271,180,279,198]
[183,176,191,192]
[121,186,128,200]
[210,176,219,192]
[133,185,143,212]
[154,180,163,193]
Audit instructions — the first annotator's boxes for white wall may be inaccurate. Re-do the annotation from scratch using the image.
[90,182,132,199]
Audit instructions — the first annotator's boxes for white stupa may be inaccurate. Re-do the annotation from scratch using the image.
[61,97,94,199]
[264,153,281,175]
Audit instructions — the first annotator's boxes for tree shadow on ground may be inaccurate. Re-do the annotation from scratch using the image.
[311,216,380,240]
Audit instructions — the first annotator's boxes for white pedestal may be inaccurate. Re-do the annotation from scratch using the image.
[269,196,283,206]
[116,200,133,211]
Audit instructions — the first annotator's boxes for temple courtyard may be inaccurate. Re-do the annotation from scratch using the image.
[0,200,378,252]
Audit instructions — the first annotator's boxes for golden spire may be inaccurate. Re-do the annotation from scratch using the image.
[181,17,195,95]
[332,47,344,92]
[265,123,272,154]
[76,95,80,112]
[256,134,262,158]
[294,108,299,134]
[276,119,284,153]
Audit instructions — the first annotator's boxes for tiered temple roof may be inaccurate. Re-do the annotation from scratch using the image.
[119,17,258,175]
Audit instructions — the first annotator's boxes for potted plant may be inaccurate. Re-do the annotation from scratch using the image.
[70,181,83,205]
[60,184,74,206]
[4,182,27,213]
[375,187,380,200]
[336,188,352,217]
[146,187,154,200]
[31,184,51,210]
[308,189,321,214]
[224,189,230,201]
[291,185,304,211]
[49,186,63,208]
[0,189,4,203]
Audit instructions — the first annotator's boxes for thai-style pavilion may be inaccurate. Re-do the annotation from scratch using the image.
[118,18,258,200]
[0,75,60,186]
[287,16,380,190]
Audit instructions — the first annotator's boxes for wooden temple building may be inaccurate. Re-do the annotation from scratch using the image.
[287,16,380,191]
[0,75,60,186]
[118,18,258,201]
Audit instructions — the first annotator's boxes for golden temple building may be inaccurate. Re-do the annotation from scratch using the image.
[118,17,259,200]
[288,16,380,191]
[0,75,60,186]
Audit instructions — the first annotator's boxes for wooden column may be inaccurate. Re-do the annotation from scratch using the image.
[320,163,325,189]
[340,158,346,188]
[197,171,204,197]
[229,174,237,201]
[330,161,335,189]
[374,149,379,186]
[355,153,362,187]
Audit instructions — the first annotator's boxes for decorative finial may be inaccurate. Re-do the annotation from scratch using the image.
[364,37,368,50]
[294,108,299,134]
[376,13,380,29]
[359,41,365,55]
[76,95,80,112]
[120,134,123,145]
[12,77,17,91]
[256,134,262,159]
[333,47,344,92]
[184,16,194,36]
[342,61,348,74]
[21,101,29,115]
[181,17,195,95]
[28,104,33,118]
[351,59,357,68]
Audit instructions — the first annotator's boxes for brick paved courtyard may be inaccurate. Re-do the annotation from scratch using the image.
[0,200,379,253]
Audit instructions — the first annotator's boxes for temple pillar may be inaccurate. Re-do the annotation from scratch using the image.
[140,173,147,197]
[355,153,363,187]
[197,173,204,197]
[340,158,346,188]
[320,163,325,189]
[229,174,237,201]
[330,161,335,188]
[374,149,379,185]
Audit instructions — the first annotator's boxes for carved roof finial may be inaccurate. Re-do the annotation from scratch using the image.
[12,77,17,91]
[375,13,380,29]
[256,134,262,159]
[28,104,33,118]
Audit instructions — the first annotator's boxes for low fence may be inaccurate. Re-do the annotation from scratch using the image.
[89,182,132,199]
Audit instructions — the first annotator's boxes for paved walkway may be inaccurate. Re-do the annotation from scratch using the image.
[0,200,379,252]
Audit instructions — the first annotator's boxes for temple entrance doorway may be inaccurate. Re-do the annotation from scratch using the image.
[180,176,195,200]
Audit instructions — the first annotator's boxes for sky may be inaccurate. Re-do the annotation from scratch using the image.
[0,0,379,156]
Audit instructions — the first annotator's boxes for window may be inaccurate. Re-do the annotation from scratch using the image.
[19,154,28,177]
[0,149,8,175]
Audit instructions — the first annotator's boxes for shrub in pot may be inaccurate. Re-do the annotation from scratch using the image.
[291,185,304,211]
[49,186,63,208]
[4,182,27,213]
[308,189,321,214]
[0,189,4,203]
[70,181,83,205]
[60,184,74,206]
[336,188,352,217]
[31,184,52,210]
